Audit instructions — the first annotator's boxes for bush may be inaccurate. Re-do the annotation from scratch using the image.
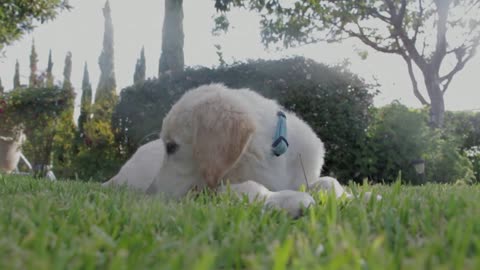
[51,109,77,179]
[444,111,480,182]
[367,102,475,184]
[465,146,480,182]
[366,103,430,183]
[71,100,123,181]
[0,87,74,176]
[425,137,475,184]
[0,86,72,135]
[113,57,377,183]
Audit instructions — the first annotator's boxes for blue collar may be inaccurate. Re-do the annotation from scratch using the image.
[272,111,289,156]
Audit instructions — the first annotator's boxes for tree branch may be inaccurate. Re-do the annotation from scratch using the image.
[440,38,480,93]
[412,0,424,45]
[401,52,430,105]
[385,0,428,71]
[431,0,449,73]
[420,36,428,57]
[347,21,401,54]
[367,7,391,24]
[397,29,428,71]
[398,0,408,25]
[383,0,396,15]
[395,35,429,105]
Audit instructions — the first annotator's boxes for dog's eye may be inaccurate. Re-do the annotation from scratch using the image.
[166,141,179,155]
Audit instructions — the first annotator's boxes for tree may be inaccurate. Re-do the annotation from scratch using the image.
[52,51,76,178]
[214,0,480,128]
[0,0,71,53]
[94,0,117,114]
[159,0,184,76]
[75,0,122,181]
[13,60,21,89]
[134,46,146,84]
[29,41,39,87]
[79,62,92,135]
[0,78,4,94]
[46,50,54,87]
[63,52,73,91]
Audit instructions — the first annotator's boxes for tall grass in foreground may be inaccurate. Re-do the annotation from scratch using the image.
[1,175,480,269]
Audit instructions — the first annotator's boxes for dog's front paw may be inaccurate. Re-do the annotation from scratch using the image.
[264,190,315,219]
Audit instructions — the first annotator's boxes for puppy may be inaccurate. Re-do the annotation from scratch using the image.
[103,139,165,191]
[104,84,380,217]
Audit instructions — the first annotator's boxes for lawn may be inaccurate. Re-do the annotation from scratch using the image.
[1,175,480,270]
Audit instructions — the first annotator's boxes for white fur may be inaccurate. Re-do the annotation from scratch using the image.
[105,84,381,217]
[103,139,165,191]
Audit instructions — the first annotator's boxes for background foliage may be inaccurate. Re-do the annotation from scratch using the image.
[366,103,476,184]
[113,57,479,185]
[0,0,71,52]
[73,100,123,181]
[113,57,377,182]
[2,60,478,185]
[0,86,74,176]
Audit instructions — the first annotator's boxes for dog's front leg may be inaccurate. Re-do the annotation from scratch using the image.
[310,176,382,201]
[218,180,315,218]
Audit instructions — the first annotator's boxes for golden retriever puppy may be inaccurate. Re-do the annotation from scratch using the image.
[103,139,165,191]
[104,84,380,217]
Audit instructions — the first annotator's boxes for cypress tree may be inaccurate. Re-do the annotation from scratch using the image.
[63,52,73,91]
[0,77,4,94]
[29,40,38,87]
[13,60,21,89]
[159,0,184,76]
[46,49,54,87]
[79,62,92,134]
[78,1,120,176]
[53,51,76,175]
[134,46,146,84]
[95,0,117,110]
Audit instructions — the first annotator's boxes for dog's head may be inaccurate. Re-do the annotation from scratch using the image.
[147,85,256,197]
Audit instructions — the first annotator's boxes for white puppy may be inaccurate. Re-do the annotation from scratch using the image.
[104,84,380,217]
[103,139,165,191]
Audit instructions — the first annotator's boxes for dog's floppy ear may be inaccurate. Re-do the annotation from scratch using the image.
[192,98,255,188]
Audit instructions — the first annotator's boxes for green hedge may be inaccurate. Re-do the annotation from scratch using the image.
[113,57,377,183]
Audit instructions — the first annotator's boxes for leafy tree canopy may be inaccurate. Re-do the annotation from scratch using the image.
[214,0,480,128]
[0,0,71,53]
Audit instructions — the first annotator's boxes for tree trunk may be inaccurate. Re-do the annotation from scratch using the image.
[424,75,445,128]
[159,0,184,76]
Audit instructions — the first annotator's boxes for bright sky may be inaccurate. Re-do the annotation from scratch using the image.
[0,0,479,121]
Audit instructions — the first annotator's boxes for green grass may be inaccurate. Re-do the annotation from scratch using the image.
[1,175,480,270]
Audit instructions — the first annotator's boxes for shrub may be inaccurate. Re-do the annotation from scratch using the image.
[444,111,480,149]
[443,111,480,182]
[465,146,480,182]
[71,100,123,181]
[425,137,475,184]
[113,57,377,183]
[0,87,74,176]
[0,87,72,136]
[366,103,431,183]
[51,109,77,178]
[367,102,475,184]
